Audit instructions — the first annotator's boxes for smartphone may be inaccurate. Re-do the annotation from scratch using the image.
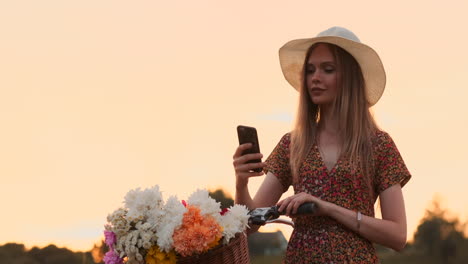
[237,125,263,172]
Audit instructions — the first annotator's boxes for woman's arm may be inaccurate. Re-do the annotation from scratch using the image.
[238,172,284,234]
[233,143,284,209]
[250,172,284,208]
[233,143,285,234]
[278,184,407,251]
[235,170,284,210]
[327,184,407,251]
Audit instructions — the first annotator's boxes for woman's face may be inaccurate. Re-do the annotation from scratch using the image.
[305,43,340,106]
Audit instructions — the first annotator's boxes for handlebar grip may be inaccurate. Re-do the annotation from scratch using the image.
[277,202,317,215]
[295,202,317,215]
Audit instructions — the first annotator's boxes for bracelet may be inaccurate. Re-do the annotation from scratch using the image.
[356,211,362,233]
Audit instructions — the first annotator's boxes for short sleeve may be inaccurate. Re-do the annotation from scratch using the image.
[263,133,292,192]
[373,131,411,194]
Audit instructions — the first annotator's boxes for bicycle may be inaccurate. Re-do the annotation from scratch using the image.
[178,202,317,264]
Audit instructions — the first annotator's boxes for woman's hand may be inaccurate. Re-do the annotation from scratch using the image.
[277,192,330,217]
[232,143,267,188]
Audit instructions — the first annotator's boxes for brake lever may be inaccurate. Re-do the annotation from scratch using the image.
[248,202,317,226]
[248,206,280,226]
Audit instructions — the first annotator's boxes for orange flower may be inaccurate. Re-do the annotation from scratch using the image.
[172,205,223,257]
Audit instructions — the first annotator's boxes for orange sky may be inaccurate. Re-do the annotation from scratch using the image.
[1,1,467,251]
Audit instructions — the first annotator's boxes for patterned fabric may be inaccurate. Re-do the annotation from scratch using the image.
[263,131,411,264]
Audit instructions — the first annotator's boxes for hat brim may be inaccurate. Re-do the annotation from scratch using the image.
[279,36,386,106]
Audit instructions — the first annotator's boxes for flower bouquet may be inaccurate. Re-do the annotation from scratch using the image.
[103,186,250,264]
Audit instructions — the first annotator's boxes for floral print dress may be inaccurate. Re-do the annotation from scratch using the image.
[263,130,411,264]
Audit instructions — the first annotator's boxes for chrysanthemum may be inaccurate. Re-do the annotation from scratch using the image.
[172,205,223,257]
[124,185,164,222]
[219,204,250,244]
[156,196,187,252]
[187,189,221,220]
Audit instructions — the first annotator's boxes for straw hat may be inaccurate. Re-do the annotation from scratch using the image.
[279,26,386,106]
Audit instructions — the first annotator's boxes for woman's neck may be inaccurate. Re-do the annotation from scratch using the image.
[318,106,339,134]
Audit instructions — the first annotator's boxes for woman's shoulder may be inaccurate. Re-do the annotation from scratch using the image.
[371,129,398,151]
[372,129,390,141]
[276,132,292,148]
[281,132,292,140]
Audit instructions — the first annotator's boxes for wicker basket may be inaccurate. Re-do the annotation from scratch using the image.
[177,233,249,264]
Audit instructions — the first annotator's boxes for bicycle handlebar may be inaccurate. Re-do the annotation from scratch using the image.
[292,202,317,215]
[248,202,317,226]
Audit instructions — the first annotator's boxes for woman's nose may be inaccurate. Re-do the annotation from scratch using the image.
[311,71,321,83]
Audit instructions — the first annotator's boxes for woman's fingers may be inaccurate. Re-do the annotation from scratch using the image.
[234,161,267,173]
[233,143,253,159]
[233,143,267,188]
[292,199,303,215]
[233,153,263,166]
[236,171,264,179]
[233,143,263,163]
[233,143,265,173]
[277,198,290,214]
[287,199,301,215]
[278,193,315,216]
[235,161,266,173]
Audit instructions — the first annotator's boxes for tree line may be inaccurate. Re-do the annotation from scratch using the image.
[1,193,467,263]
[377,198,468,264]
[0,243,95,264]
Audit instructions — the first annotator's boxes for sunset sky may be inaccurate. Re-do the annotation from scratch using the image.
[1,1,467,251]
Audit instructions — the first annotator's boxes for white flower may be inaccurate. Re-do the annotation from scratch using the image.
[106,185,250,261]
[124,185,164,223]
[107,185,167,262]
[187,189,221,219]
[220,204,250,244]
[136,221,157,250]
[117,227,148,261]
[156,195,187,252]
[107,208,131,239]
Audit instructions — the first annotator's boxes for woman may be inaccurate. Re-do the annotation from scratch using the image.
[233,27,411,263]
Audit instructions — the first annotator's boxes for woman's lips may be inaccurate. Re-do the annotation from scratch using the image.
[310,88,325,93]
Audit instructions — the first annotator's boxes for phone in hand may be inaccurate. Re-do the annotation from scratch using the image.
[237,125,263,173]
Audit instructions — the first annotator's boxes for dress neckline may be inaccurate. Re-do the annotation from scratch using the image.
[314,143,341,174]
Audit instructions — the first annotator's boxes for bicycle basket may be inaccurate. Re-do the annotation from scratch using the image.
[177,232,249,264]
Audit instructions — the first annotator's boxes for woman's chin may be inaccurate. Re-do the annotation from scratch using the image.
[310,96,333,105]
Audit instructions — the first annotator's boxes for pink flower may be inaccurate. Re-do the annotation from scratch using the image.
[220,208,229,215]
[104,230,117,248]
[103,250,123,264]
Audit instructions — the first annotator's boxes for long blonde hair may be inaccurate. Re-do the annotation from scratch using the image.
[290,43,378,193]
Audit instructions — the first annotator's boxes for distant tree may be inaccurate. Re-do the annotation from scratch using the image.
[28,244,78,264]
[248,231,287,257]
[209,188,234,209]
[0,243,96,264]
[378,196,468,264]
[91,240,108,263]
[0,243,26,259]
[0,243,34,264]
[412,198,466,263]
